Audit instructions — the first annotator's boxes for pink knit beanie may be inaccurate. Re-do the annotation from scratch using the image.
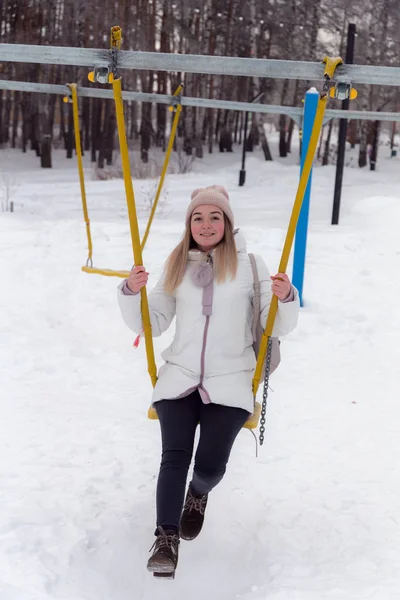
[185,185,234,228]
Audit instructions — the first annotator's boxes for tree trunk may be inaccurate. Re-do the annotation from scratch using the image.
[83,97,90,152]
[390,121,397,155]
[238,112,243,145]
[66,102,74,159]
[98,100,109,169]
[140,102,152,163]
[347,120,357,147]
[3,90,12,144]
[317,124,325,160]
[21,94,28,154]
[91,99,100,162]
[184,75,194,156]
[322,119,334,166]
[369,120,380,171]
[234,112,240,144]
[59,96,66,144]
[106,111,115,166]
[261,133,273,161]
[30,98,40,157]
[279,79,290,157]
[48,95,57,142]
[157,1,169,151]
[247,116,259,151]
[279,114,287,158]
[258,114,272,161]
[40,135,52,168]
[358,121,369,168]
[12,92,20,149]
[207,7,216,154]
[130,102,138,139]
[286,119,295,154]
[40,95,53,168]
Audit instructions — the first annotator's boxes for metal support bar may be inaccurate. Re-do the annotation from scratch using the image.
[1,43,400,86]
[1,80,400,123]
[325,108,400,122]
[0,78,301,122]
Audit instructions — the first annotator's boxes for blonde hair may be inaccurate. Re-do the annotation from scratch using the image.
[164,215,238,294]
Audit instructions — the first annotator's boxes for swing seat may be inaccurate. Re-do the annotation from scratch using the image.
[147,402,261,430]
[81,265,130,278]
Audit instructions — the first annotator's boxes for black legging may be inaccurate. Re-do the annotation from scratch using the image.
[154,389,249,533]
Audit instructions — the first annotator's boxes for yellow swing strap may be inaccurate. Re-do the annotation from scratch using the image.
[67,83,93,267]
[68,83,130,279]
[141,87,183,251]
[252,57,344,397]
[112,75,158,387]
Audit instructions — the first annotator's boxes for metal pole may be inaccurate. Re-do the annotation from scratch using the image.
[239,111,249,186]
[238,91,264,187]
[331,23,356,225]
[292,88,319,306]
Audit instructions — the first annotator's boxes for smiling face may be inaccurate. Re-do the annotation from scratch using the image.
[190,204,225,251]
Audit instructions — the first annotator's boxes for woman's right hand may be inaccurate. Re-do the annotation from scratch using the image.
[127,266,149,293]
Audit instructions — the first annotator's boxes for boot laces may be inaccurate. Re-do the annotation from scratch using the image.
[185,488,207,515]
[149,526,179,554]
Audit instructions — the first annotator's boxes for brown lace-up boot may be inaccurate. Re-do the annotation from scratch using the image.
[147,527,180,579]
[180,484,208,541]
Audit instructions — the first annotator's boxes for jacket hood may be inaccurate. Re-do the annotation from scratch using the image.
[233,228,247,253]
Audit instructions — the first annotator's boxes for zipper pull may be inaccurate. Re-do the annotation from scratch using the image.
[133,330,144,348]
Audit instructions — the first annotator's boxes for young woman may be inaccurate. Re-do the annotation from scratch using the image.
[117,185,299,578]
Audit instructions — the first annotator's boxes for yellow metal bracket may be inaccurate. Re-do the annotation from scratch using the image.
[168,83,184,113]
[322,56,358,100]
[110,25,122,50]
[322,56,343,80]
[88,70,114,84]
[329,83,358,100]
[88,26,122,85]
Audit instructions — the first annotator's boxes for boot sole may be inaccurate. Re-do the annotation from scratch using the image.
[180,531,200,541]
[153,571,175,580]
[147,559,176,574]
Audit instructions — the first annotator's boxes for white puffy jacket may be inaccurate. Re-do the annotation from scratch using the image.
[117,230,299,413]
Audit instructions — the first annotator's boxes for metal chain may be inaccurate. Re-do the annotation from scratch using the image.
[322,75,331,98]
[259,337,273,446]
[111,45,119,80]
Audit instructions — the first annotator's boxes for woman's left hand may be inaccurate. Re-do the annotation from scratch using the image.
[271,273,292,301]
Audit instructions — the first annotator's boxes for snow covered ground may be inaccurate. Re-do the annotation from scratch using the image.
[1,138,399,600]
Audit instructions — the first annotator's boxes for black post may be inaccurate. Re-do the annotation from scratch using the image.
[331,23,356,225]
[238,91,264,187]
[239,111,249,186]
